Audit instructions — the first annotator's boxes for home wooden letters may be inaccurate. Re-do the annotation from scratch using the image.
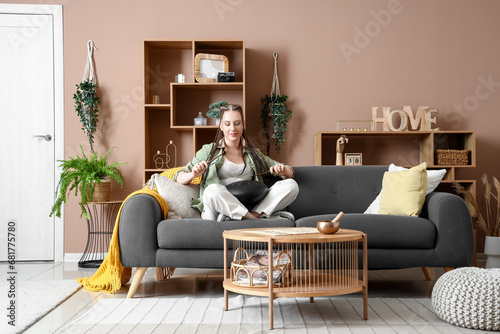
[372,106,439,131]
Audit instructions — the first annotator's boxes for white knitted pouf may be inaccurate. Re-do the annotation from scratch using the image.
[432,267,500,331]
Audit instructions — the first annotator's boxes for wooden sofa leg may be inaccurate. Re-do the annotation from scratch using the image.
[443,267,454,272]
[127,267,147,298]
[421,267,432,281]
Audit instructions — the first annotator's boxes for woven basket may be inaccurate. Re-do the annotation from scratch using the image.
[435,149,470,165]
[231,248,292,288]
[91,179,111,202]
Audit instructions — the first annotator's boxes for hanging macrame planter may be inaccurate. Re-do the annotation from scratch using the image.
[74,40,100,153]
[260,52,292,155]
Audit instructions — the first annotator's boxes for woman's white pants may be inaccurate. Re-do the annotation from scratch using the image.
[201,179,299,220]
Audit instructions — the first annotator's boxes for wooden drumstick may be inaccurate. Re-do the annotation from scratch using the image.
[207,150,226,164]
[332,211,344,223]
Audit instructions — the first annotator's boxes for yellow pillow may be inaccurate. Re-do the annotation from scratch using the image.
[160,167,201,184]
[379,162,427,217]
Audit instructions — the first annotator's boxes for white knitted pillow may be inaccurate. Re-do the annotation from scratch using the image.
[147,174,201,219]
[364,164,446,214]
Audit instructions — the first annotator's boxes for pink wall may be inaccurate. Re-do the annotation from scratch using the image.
[4,0,500,253]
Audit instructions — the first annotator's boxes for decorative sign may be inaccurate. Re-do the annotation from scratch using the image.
[371,106,439,131]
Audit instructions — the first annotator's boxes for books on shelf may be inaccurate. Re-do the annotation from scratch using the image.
[235,250,291,286]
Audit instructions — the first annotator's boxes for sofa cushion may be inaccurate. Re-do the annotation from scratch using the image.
[295,213,436,249]
[147,174,201,219]
[379,162,427,217]
[364,163,446,214]
[157,218,295,249]
[289,166,387,219]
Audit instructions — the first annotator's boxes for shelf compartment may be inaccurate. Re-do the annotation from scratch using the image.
[144,40,194,105]
[194,127,219,155]
[171,83,244,127]
[315,132,430,166]
[194,40,245,83]
[144,108,194,172]
[433,132,476,167]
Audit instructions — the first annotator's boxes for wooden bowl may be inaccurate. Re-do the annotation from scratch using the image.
[316,220,340,234]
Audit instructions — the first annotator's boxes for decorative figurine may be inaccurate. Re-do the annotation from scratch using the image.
[336,135,348,166]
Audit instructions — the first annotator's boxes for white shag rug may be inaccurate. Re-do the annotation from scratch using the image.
[58,295,489,333]
[1,280,81,334]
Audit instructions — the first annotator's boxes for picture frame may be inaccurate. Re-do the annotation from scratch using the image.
[194,53,229,83]
[345,153,362,166]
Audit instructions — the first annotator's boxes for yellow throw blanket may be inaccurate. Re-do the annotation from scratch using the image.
[77,168,199,294]
[76,188,169,293]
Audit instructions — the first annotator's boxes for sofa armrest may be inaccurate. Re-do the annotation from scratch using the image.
[420,192,474,267]
[118,194,163,267]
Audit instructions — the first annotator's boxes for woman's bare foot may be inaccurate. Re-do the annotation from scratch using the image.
[243,211,261,219]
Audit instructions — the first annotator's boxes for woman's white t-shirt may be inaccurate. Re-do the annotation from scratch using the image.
[218,157,253,186]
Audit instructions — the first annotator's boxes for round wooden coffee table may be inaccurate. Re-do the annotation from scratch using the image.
[223,227,368,330]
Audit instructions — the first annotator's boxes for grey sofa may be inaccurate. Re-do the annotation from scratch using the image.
[119,166,474,297]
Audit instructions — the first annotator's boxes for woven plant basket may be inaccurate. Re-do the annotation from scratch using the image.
[435,149,470,165]
[91,178,111,202]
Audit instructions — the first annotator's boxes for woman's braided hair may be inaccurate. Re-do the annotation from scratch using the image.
[201,104,268,185]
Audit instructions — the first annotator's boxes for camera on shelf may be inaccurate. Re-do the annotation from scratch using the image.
[217,72,235,82]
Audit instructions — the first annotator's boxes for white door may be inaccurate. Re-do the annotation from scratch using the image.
[0,5,64,261]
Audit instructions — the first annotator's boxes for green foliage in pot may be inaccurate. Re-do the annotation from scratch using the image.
[260,94,292,155]
[50,145,124,219]
[207,100,228,119]
[74,79,100,153]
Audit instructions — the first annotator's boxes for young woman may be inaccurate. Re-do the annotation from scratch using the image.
[175,104,299,221]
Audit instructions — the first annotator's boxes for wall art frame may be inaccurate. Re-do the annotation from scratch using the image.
[194,53,228,83]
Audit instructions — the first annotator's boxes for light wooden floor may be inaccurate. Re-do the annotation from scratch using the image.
[1,257,485,333]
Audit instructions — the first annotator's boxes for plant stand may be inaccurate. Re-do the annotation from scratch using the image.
[78,201,122,268]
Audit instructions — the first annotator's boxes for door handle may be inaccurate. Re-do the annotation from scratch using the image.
[33,134,52,141]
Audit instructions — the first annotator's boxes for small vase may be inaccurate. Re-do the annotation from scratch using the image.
[484,236,500,268]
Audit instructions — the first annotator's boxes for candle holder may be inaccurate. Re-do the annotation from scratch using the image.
[153,141,177,169]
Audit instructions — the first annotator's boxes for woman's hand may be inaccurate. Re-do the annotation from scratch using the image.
[270,164,287,177]
[176,160,208,185]
[192,161,208,178]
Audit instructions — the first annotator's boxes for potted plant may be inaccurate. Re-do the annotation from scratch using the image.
[454,174,500,268]
[74,79,100,153]
[260,93,292,155]
[50,145,124,219]
[207,100,228,125]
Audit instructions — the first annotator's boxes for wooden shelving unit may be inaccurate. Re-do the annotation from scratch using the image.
[143,40,245,183]
[315,130,477,212]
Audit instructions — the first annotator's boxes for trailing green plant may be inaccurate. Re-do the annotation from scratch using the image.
[50,145,124,219]
[453,173,500,237]
[74,79,100,153]
[207,100,228,119]
[260,94,292,155]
